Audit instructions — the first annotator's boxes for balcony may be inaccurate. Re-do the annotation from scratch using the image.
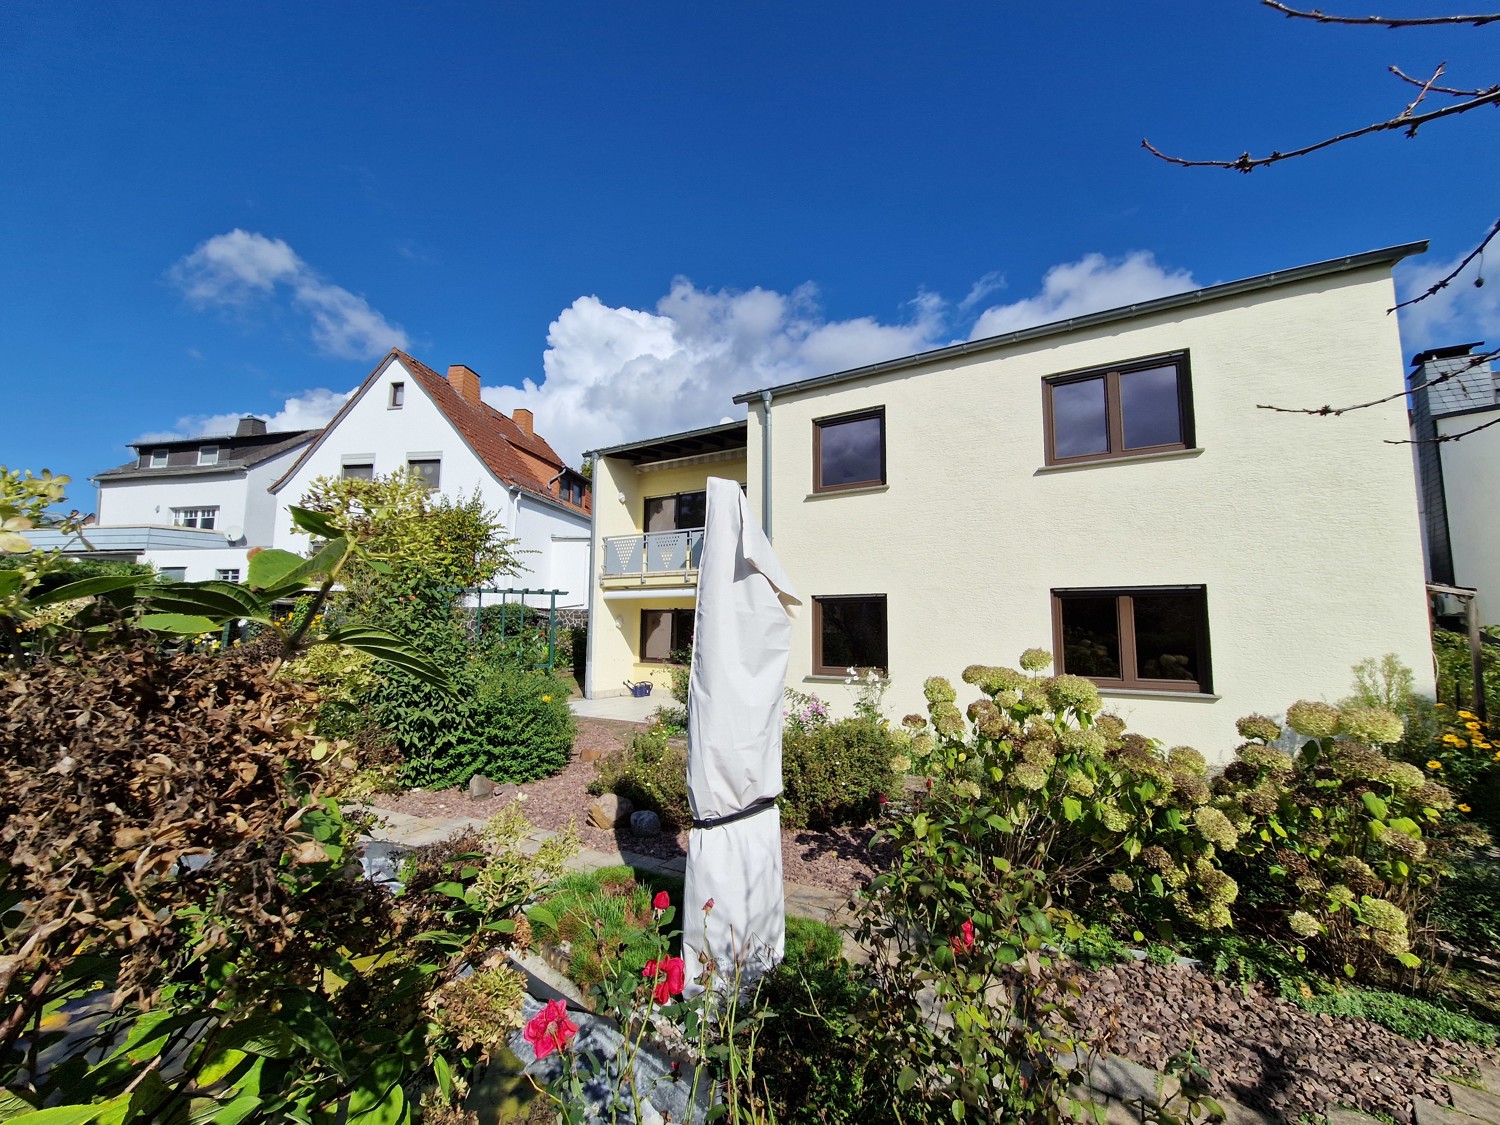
[602,528,704,586]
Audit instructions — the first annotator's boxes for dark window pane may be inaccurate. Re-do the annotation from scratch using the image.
[641,610,673,661]
[819,415,883,488]
[1051,378,1109,459]
[671,609,696,655]
[1060,596,1122,678]
[1133,593,1200,681]
[407,459,441,488]
[1119,365,1182,450]
[676,490,706,529]
[819,596,888,671]
[342,463,374,480]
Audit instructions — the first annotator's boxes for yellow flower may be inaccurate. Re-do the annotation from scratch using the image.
[1427,759,1443,770]
[541,694,552,703]
[1458,803,1472,814]
[1442,734,1465,746]
[1477,741,1493,750]
[1458,710,1478,720]
[1466,722,1482,732]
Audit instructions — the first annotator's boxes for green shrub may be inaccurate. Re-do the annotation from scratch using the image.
[781,716,900,829]
[591,729,691,828]
[1433,627,1500,718]
[1066,923,1132,969]
[1433,851,1500,952]
[1289,985,1497,1046]
[784,914,845,970]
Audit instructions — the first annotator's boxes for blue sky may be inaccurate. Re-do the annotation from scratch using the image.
[5,2,1497,494]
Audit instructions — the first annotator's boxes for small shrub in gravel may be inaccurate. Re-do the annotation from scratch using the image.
[590,729,691,829]
[781,716,900,829]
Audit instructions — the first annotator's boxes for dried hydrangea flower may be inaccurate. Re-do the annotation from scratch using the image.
[1019,647,1053,673]
[1359,895,1407,935]
[1170,772,1211,807]
[1059,727,1106,757]
[1383,761,1426,795]
[1193,805,1240,851]
[924,677,957,705]
[1288,910,1321,938]
[1065,770,1096,797]
[1285,700,1342,740]
[1197,867,1239,906]
[931,702,965,740]
[1413,781,1454,810]
[1007,760,1048,791]
[1329,744,1394,783]
[1108,872,1134,893]
[1236,742,1295,776]
[1339,706,1405,746]
[1327,884,1355,909]
[1095,713,1127,747]
[1098,802,1129,833]
[1167,745,1208,776]
[1236,714,1282,743]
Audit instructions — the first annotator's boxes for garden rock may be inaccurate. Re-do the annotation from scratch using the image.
[587,793,633,829]
[469,774,499,800]
[629,810,662,836]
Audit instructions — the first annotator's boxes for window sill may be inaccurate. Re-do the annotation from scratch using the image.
[803,674,858,683]
[1096,686,1220,702]
[1035,447,1204,475]
[804,484,890,501]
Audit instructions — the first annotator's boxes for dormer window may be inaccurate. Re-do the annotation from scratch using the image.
[149,449,168,468]
[198,444,220,466]
[389,382,405,409]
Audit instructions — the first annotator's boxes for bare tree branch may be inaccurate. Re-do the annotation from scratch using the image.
[1390,63,1492,97]
[1391,218,1500,310]
[1263,1,1500,28]
[1390,413,1500,443]
[1142,85,1500,171]
[1256,349,1500,417]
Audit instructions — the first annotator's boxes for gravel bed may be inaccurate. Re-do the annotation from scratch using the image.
[368,717,884,897]
[1063,957,1499,1123]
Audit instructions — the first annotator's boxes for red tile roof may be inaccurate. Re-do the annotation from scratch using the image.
[270,350,590,515]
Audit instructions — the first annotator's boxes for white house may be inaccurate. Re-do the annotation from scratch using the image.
[584,242,1439,759]
[269,350,592,606]
[22,418,319,582]
[1409,342,1500,625]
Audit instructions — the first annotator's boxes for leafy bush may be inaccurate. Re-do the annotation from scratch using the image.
[1433,626,1500,718]
[1433,850,1500,952]
[470,667,576,783]
[591,728,692,828]
[781,716,901,829]
[1289,985,1497,1046]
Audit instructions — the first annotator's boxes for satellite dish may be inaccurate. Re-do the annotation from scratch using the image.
[224,526,244,544]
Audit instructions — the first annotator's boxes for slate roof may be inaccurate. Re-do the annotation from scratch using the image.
[95,429,320,481]
[269,350,590,515]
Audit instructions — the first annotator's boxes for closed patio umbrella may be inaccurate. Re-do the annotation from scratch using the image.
[681,476,800,992]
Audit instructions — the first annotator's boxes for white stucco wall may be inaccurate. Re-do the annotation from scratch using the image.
[1437,405,1500,624]
[98,471,248,534]
[510,494,591,606]
[139,547,255,583]
[747,265,1434,761]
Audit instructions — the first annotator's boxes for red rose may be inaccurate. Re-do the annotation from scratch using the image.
[653,891,671,911]
[949,918,976,957]
[642,956,687,1004]
[878,794,889,805]
[523,998,578,1060]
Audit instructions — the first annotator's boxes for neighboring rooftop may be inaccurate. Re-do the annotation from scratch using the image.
[732,241,1429,405]
[591,420,748,464]
[96,424,320,481]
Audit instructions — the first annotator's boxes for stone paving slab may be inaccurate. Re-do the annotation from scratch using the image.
[1447,1081,1500,1124]
[1416,1096,1489,1125]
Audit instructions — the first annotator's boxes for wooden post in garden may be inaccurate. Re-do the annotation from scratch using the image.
[1428,583,1486,722]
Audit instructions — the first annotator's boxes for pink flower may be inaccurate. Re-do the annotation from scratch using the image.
[703,898,715,911]
[878,794,889,806]
[643,956,687,1004]
[653,891,671,911]
[949,918,976,957]
[523,999,578,1060]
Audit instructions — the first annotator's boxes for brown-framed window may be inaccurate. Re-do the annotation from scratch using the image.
[1052,586,1211,693]
[812,594,888,675]
[644,490,706,532]
[640,608,695,662]
[813,407,885,492]
[1043,353,1194,465]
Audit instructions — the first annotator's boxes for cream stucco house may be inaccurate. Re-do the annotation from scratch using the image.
[587,242,1438,758]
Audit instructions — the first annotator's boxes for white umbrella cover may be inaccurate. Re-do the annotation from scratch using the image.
[681,477,800,993]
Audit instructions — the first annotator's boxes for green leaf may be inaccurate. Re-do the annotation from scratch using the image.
[897,1066,917,1094]
[1061,796,1082,823]
[320,626,449,690]
[246,549,308,590]
[1361,792,1389,820]
[0,571,22,597]
[287,506,344,540]
[284,537,351,585]
[3,1107,114,1124]
[137,613,219,635]
[1396,951,1422,969]
[433,1055,453,1100]
[28,574,148,607]
[187,1096,261,1125]
[142,581,266,621]
[526,904,558,931]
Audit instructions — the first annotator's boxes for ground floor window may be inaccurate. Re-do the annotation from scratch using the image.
[640,608,694,662]
[813,594,888,676]
[1052,586,1211,693]
[157,567,187,582]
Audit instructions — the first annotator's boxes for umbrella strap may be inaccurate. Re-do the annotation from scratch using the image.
[691,796,777,831]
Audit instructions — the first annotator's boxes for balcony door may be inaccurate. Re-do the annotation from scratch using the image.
[644,490,706,532]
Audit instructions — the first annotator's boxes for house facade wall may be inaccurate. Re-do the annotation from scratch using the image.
[1436,405,1500,623]
[746,265,1434,760]
[511,493,592,606]
[97,471,249,533]
[587,453,748,697]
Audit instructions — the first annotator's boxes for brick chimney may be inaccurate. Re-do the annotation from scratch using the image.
[235,416,267,437]
[447,364,482,406]
[513,408,534,436]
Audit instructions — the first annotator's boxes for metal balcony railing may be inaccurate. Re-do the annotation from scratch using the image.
[602,528,705,577]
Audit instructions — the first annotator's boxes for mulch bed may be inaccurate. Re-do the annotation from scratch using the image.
[1063,957,1499,1123]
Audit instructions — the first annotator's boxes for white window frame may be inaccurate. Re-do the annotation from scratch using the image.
[158,567,187,582]
[198,444,220,466]
[172,506,219,530]
[150,449,169,468]
[406,455,441,489]
[215,568,241,582]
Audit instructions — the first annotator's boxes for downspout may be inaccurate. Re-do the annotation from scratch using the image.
[759,390,773,540]
[583,452,598,699]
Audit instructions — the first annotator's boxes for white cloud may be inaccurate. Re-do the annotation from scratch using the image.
[485,254,1198,466]
[170,230,409,360]
[133,386,351,443]
[968,251,1196,339]
[1395,251,1500,354]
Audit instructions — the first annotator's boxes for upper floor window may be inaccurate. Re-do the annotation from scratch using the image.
[157,567,187,582]
[407,458,441,489]
[561,477,587,506]
[1052,585,1211,694]
[1043,353,1194,466]
[814,407,885,492]
[342,461,374,481]
[812,594,888,676]
[215,568,241,582]
[172,506,218,530]
[389,381,405,409]
[645,490,705,532]
[198,444,220,466]
[149,449,168,468]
